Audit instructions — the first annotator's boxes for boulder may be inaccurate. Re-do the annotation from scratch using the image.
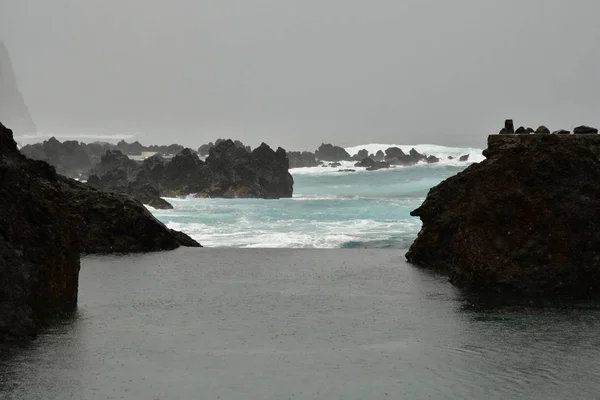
[351,149,369,161]
[499,119,515,134]
[574,125,598,134]
[355,157,390,170]
[535,125,551,134]
[458,154,470,162]
[553,130,570,135]
[515,126,527,134]
[315,144,352,161]
[406,134,600,296]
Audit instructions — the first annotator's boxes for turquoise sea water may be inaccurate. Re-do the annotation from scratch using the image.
[150,144,484,248]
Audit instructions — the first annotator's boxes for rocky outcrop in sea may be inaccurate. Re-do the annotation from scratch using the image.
[89,139,294,199]
[20,138,189,179]
[0,122,200,346]
[406,128,600,297]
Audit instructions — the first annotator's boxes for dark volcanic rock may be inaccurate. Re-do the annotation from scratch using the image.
[86,152,172,208]
[458,154,470,162]
[499,119,515,134]
[574,125,598,134]
[198,139,250,157]
[315,144,352,161]
[191,141,293,198]
[1,123,198,346]
[20,138,93,179]
[535,125,551,134]
[0,122,80,344]
[351,149,369,161]
[526,127,535,133]
[406,134,600,296]
[553,130,570,135]
[287,151,320,168]
[515,126,526,134]
[87,172,173,210]
[354,157,390,170]
[61,178,198,253]
[89,150,139,180]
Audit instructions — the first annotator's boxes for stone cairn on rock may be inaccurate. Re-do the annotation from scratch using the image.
[498,119,598,135]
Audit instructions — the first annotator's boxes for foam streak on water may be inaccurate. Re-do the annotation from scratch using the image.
[150,143,482,248]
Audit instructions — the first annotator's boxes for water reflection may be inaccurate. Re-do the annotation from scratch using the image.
[1,248,600,399]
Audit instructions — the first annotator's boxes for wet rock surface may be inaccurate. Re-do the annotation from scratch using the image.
[0,122,200,345]
[406,133,600,296]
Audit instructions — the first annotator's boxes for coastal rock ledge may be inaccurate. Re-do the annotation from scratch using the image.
[406,133,600,296]
[0,122,200,345]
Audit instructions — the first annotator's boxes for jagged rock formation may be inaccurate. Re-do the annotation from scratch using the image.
[0,122,200,345]
[198,139,250,157]
[0,122,81,345]
[287,151,320,168]
[20,137,93,178]
[315,144,352,161]
[382,147,439,165]
[90,140,294,199]
[0,41,36,135]
[354,157,390,171]
[406,133,600,297]
[20,138,192,179]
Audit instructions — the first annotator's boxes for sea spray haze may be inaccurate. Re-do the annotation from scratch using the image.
[149,143,483,248]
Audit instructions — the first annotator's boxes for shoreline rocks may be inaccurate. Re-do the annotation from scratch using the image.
[0,122,200,345]
[406,133,600,297]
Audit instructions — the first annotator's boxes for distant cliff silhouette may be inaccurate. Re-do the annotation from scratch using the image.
[0,41,36,134]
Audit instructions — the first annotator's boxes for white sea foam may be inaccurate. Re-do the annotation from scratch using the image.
[164,218,420,249]
[345,143,485,163]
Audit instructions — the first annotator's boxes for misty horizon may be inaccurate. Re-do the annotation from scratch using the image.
[2,0,600,151]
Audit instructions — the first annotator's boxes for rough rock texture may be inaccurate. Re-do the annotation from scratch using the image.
[499,119,515,134]
[355,157,390,170]
[0,122,81,344]
[406,134,600,296]
[60,178,197,253]
[88,150,140,179]
[198,139,251,157]
[287,151,320,168]
[86,170,173,210]
[1,121,201,345]
[21,138,189,179]
[535,125,551,134]
[0,41,37,135]
[20,137,93,178]
[315,144,352,161]
[574,125,598,134]
[90,140,294,199]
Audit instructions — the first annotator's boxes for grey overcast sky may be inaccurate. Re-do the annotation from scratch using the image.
[1,0,599,150]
